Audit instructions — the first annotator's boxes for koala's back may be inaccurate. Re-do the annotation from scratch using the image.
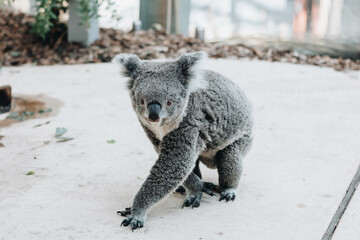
[184,70,253,157]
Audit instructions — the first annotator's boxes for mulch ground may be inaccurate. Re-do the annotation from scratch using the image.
[1,10,359,71]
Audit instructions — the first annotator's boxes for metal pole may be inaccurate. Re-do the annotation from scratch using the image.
[133,20,142,31]
[166,0,172,34]
[195,26,205,40]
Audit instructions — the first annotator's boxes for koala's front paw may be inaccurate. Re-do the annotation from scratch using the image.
[121,216,144,231]
[117,207,131,216]
[219,188,236,202]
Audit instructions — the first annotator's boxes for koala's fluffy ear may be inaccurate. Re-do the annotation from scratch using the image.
[176,51,208,92]
[113,54,140,89]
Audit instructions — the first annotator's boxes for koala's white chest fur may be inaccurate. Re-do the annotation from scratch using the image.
[138,115,178,141]
[147,123,173,141]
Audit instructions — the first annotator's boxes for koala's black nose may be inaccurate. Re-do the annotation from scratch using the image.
[147,102,161,122]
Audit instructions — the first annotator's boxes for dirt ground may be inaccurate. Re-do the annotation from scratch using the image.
[1,9,360,72]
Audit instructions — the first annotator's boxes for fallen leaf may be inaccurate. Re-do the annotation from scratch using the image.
[31,140,51,151]
[33,121,51,128]
[6,111,35,121]
[14,116,26,121]
[38,108,52,114]
[55,127,67,137]
[26,171,35,175]
[0,143,4,148]
[56,137,74,143]
[21,111,34,116]
[6,112,19,119]
[107,139,116,144]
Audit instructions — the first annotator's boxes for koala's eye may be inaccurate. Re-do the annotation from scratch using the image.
[140,99,145,105]
[167,101,172,106]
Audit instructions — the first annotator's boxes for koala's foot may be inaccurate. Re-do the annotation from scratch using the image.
[121,216,144,231]
[182,182,218,208]
[183,193,201,208]
[175,185,186,194]
[117,207,131,216]
[219,188,236,202]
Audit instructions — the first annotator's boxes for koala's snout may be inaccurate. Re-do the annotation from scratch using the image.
[147,102,161,123]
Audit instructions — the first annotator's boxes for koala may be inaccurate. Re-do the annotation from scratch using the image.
[114,52,254,230]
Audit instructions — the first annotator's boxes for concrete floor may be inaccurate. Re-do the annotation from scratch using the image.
[0,59,360,239]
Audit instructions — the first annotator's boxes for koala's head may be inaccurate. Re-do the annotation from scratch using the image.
[114,52,207,126]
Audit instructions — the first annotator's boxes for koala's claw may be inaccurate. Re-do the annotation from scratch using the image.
[182,194,201,208]
[121,217,144,231]
[117,207,131,216]
[182,181,218,208]
[219,189,236,202]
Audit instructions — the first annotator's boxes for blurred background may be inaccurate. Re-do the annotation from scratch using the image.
[1,0,359,69]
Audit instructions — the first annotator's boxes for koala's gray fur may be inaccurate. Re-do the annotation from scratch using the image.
[114,52,254,230]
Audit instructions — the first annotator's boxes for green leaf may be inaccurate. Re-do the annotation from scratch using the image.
[14,116,26,121]
[107,139,116,144]
[38,108,52,114]
[55,127,67,137]
[33,121,50,128]
[26,171,35,175]
[6,112,19,119]
[49,11,57,19]
[56,137,74,143]
[21,111,34,116]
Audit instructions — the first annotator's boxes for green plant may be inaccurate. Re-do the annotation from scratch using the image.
[30,0,121,40]
[31,0,68,39]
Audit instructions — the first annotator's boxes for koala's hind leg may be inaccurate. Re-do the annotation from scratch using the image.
[216,138,251,202]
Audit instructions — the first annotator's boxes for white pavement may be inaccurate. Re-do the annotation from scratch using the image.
[0,59,360,240]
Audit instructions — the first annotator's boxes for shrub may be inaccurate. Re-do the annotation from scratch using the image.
[5,0,121,40]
